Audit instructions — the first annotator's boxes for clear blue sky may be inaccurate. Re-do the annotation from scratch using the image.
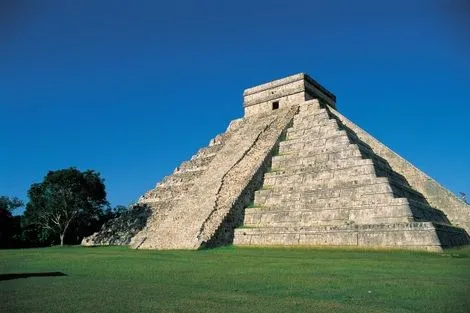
[1,0,469,213]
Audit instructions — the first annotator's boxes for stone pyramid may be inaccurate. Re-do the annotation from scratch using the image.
[83,73,469,251]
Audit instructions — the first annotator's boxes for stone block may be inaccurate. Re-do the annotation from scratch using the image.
[243,74,336,117]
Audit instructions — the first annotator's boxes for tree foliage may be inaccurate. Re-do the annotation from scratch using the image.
[24,168,108,246]
[0,196,23,213]
[0,196,24,248]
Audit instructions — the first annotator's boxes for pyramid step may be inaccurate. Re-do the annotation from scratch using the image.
[289,113,336,131]
[293,108,329,125]
[195,143,224,159]
[373,162,411,186]
[233,222,470,250]
[139,197,173,205]
[252,200,451,226]
[281,129,348,147]
[388,179,428,203]
[284,124,345,144]
[349,141,408,177]
[264,161,379,189]
[244,204,413,227]
[140,183,195,203]
[160,167,205,185]
[253,197,410,210]
[207,130,232,147]
[178,154,216,172]
[293,107,329,119]
[255,189,397,210]
[282,131,418,195]
[333,129,420,188]
[256,180,395,204]
[407,199,451,224]
[248,194,451,227]
[292,118,334,131]
[274,144,419,202]
[263,162,378,190]
[245,208,351,227]
[279,131,350,154]
[298,100,321,112]
[264,172,389,192]
[286,119,339,140]
[272,143,363,168]
[267,157,374,178]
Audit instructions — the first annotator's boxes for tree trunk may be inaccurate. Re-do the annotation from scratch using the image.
[60,218,72,247]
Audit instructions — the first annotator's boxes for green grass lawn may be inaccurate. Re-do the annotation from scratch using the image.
[1,246,469,313]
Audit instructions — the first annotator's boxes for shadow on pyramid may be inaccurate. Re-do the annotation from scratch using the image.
[83,73,470,251]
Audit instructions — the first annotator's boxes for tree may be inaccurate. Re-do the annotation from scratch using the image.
[0,196,23,213]
[0,196,23,248]
[24,168,108,246]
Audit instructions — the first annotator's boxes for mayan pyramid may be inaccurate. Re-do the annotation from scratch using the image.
[83,73,470,251]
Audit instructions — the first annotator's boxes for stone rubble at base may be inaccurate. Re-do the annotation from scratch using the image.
[82,73,470,251]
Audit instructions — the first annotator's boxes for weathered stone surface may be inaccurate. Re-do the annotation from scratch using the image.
[82,130,233,246]
[325,106,470,234]
[130,106,298,249]
[243,73,336,116]
[234,222,468,252]
[83,73,469,251]
[81,204,152,246]
[234,83,469,251]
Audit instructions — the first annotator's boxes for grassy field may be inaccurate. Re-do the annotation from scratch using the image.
[1,246,469,313]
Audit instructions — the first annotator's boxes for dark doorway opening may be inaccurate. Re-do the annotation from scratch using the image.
[272,101,279,110]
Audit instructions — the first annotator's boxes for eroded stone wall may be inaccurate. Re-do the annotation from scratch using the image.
[130,106,298,249]
[82,126,237,246]
[326,105,470,234]
[84,73,469,251]
[81,204,151,246]
[243,73,336,116]
[234,99,469,251]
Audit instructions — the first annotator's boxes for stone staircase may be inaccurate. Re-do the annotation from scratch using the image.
[83,73,469,251]
[129,106,298,249]
[233,100,469,251]
[139,133,229,205]
[82,125,235,246]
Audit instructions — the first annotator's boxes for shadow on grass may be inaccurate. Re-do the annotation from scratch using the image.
[0,272,67,281]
